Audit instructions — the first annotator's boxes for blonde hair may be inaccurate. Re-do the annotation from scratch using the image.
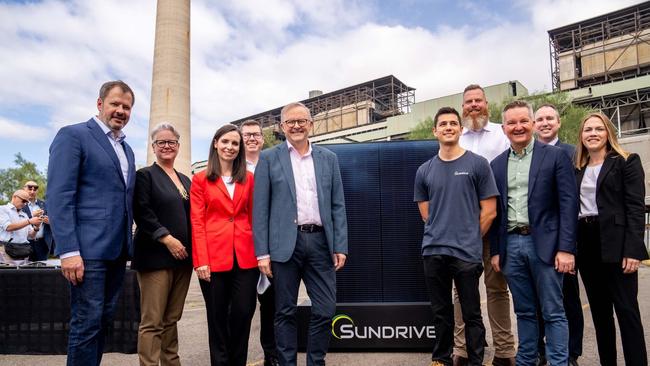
[575,112,629,169]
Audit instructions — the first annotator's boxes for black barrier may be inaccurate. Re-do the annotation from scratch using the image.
[327,140,439,303]
[0,268,140,354]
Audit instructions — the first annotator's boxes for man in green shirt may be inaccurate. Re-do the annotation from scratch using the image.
[488,100,578,366]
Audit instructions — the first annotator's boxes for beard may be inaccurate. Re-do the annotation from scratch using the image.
[462,109,489,131]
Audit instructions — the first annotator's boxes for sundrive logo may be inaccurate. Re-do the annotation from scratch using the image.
[331,314,436,340]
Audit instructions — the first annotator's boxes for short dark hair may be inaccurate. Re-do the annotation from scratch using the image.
[206,125,247,184]
[240,119,262,131]
[463,84,485,95]
[99,80,135,106]
[502,100,534,123]
[535,103,560,120]
[433,107,461,127]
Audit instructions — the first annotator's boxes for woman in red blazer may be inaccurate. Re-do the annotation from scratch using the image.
[191,124,258,366]
[575,112,648,366]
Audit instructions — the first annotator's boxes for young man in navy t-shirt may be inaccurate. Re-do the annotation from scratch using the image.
[414,107,499,366]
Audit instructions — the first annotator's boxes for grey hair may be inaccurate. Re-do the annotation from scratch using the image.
[280,102,312,123]
[150,122,181,141]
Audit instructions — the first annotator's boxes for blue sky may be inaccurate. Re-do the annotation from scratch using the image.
[0,0,642,174]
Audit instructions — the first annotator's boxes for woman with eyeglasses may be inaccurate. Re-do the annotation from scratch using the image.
[132,123,193,366]
[190,124,258,366]
[575,112,648,366]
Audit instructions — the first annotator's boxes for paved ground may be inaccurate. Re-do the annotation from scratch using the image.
[2,265,649,366]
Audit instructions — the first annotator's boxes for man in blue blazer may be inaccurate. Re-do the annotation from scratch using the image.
[47,80,136,366]
[253,102,348,366]
[489,100,578,366]
[534,104,583,366]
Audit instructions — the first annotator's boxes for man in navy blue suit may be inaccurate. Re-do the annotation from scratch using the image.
[489,100,578,366]
[47,80,136,366]
[534,104,583,366]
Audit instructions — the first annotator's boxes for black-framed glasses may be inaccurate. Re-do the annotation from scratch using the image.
[25,185,39,191]
[15,196,28,204]
[153,140,179,148]
[283,119,310,127]
[243,132,263,140]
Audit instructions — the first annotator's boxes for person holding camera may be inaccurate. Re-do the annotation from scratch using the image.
[0,189,42,264]
[22,180,53,261]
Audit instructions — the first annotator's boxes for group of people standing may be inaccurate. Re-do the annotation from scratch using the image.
[416,85,647,366]
[46,80,347,366]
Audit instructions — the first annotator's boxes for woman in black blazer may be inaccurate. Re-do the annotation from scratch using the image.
[575,112,648,366]
[132,123,193,366]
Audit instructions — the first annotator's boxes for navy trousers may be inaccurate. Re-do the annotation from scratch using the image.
[273,231,336,366]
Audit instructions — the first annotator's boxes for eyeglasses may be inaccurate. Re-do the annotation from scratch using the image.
[153,140,179,148]
[14,196,28,204]
[283,119,310,127]
[25,185,39,191]
[243,132,263,140]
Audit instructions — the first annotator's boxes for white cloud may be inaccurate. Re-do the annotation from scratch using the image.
[0,117,49,141]
[0,0,646,168]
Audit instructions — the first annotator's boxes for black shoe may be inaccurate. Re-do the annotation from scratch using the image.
[568,356,579,366]
[452,354,468,366]
[535,353,547,366]
[264,357,280,366]
[492,357,516,366]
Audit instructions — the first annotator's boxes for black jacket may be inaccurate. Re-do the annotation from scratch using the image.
[576,152,648,262]
[132,163,192,271]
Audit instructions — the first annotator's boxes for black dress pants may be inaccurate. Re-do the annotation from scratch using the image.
[423,255,485,366]
[578,220,647,366]
[258,282,277,360]
[200,258,258,366]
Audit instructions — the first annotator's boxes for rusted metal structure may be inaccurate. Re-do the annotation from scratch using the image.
[549,1,650,91]
[229,75,415,138]
[548,1,650,136]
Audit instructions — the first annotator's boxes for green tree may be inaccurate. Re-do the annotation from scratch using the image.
[407,116,435,140]
[263,128,282,149]
[0,153,47,204]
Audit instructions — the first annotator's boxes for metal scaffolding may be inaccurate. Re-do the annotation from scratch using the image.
[229,75,415,138]
[548,1,650,91]
[574,86,650,136]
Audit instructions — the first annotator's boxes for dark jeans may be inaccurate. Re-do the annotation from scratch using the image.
[537,272,584,359]
[274,231,336,366]
[29,238,49,262]
[199,259,258,366]
[502,234,568,366]
[578,220,647,366]
[67,258,127,366]
[258,282,277,360]
[423,255,485,366]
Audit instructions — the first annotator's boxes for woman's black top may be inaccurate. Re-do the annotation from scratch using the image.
[132,163,192,271]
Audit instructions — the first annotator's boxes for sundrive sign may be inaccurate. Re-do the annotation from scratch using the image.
[331,314,436,340]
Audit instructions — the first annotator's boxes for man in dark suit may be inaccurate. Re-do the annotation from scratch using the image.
[47,80,136,366]
[21,180,53,261]
[489,100,578,366]
[534,104,583,366]
[253,102,348,366]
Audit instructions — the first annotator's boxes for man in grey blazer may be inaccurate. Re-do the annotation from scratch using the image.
[253,102,348,366]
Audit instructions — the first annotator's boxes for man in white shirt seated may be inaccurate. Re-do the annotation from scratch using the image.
[0,189,42,264]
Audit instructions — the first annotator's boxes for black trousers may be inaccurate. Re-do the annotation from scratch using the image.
[537,271,584,358]
[423,255,485,366]
[578,220,647,366]
[199,259,258,366]
[258,282,277,360]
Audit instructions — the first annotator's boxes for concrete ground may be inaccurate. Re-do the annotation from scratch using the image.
[2,265,649,366]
